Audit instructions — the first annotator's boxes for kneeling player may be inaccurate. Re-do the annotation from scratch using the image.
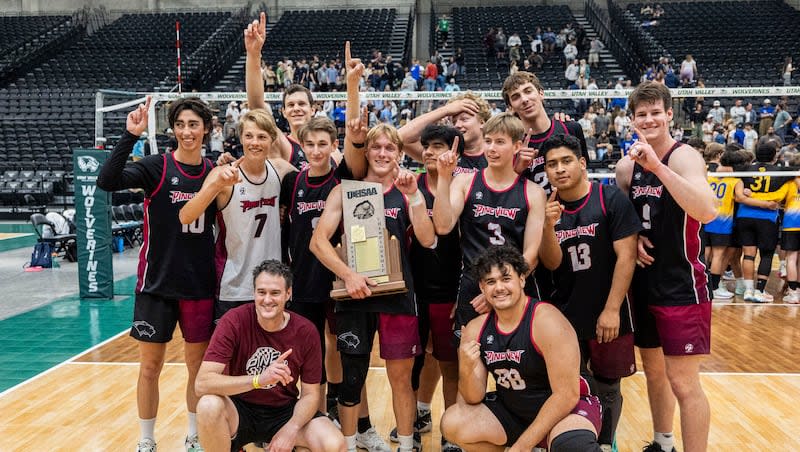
[441,246,602,452]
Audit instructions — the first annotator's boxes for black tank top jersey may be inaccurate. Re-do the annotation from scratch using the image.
[552,183,637,339]
[138,152,216,298]
[287,168,341,302]
[337,185,417,315]
[453,152,488,175]
[479,298,552,420]
[524,119,588,194]
[287,135,309,171]
[629,144,710,305]
[410,174,461,302]
[460,171,530,268]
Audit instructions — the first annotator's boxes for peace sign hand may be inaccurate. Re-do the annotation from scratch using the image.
[126,96,151,137]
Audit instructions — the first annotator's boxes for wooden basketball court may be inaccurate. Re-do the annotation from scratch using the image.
[1,298,799,451]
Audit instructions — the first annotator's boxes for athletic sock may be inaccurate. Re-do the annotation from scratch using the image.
[357,416,372,434]
[345,434,357,451]
[756,279,767,292]
[654,432,674,452]
[744,279,754,291]
[789,281,799,290]
[187,412,197,437]
[139,417,156,441]
[710,273,721,290]
[398,434,414,450]
[416,401,431,413]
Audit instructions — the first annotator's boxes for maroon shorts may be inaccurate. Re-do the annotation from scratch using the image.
[428,303,458,362]
[335,310,422,360]
[132,293,214,343]
[649,303,712,356]
[587,333,636,379]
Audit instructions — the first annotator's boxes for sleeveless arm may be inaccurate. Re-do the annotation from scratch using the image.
[457,316,489,404]
[660,146,719,223]
[432,173,469,235]
[524,182,548,271]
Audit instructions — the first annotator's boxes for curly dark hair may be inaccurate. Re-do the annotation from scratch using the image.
[471,245,530,282]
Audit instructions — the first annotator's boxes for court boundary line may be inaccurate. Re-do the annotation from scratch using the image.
[712,302,800,307]
[0,329,128,399]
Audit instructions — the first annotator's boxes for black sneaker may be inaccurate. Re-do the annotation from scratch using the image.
[413,410,432,433]
[441,437,462,452]
[642,442,677,452]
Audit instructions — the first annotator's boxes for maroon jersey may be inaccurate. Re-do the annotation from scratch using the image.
[204,304,322,407]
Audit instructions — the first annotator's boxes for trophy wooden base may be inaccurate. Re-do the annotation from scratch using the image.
[330,233,407,300]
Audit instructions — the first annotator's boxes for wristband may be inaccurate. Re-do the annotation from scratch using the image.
[252,374,262,389]
[351,141,365,148]
[409,191,424,207]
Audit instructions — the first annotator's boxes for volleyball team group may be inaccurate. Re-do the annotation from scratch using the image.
[97,13,727,452]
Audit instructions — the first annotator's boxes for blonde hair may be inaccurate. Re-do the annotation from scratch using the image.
[483,112,525,142]
[447,91,491,123]
[237,109,279,142]
[366,123,404,152]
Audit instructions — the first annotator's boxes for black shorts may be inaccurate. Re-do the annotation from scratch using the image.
[287,299,337,383]
[735,217,778,250]
[230,397,325,451]
[132,293,213,343]
[782,230,800,251]
[706,232,732,247]
[630,269,660,349]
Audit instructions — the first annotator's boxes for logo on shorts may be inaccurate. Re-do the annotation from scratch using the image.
[171,176,180,186]
[411,345,417,355]
[577,409,588,417]
[338,332,361,349]
[684,343,694,353]
[77,156,100,173]
[132,321,156,338]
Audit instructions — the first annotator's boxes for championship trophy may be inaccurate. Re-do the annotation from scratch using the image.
[330,180,407,300]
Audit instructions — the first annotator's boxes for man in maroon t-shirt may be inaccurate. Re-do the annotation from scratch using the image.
[195,260,344,452]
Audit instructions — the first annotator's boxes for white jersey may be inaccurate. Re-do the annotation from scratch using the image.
[216,161,282,301]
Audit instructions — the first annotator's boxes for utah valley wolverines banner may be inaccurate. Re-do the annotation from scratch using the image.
[73,149,114,299]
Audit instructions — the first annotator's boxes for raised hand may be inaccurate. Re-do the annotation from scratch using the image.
[244,12,267,55]
[257,348,293,387]
[126,96,151,136]
[347,106,369,144]
[514,128,536,174]
[445,98,480,118]
[213,157,244,188]
[544,187,563,228]
[629,126,662,172]
[394,166,418,195]
[344,41,365,84]
[436,136,460,177]
[459,326,482,365]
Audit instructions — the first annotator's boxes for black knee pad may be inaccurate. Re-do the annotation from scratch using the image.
[338,353,369,407]
[757,249,775,276]
[594,376,620,400]
[550,429,602,452]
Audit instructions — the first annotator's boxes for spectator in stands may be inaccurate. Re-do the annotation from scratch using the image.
[495,27,507,60]
[759,99,776,136]
[447,57,459,81]
[774,102,793,141]
[730,99,746,126]
[490,102,503,116]
[210,125,223,160]
[455,48,465,75]
[732,123,745,146]
[702,115,715,143]
[483,27,496,58]
[424,60,438,91]
[783,56,794,86]
[132,132,147,162]
[664,66,679,88]
[595,130,613,161]
[400,71,416,92]
[672,124,685,142]
[743,102,758,126]
[680,54,697,84]
[327,62,340,90]
[542,27,557,54]
[528,30,543,55]
[689,102,706,139]
[262,63,277,91]
[508,60,519,76]
[620,131,635,156]
[410,59,423,88]
[593,107,611,138]
[507,33,522,63]
[563,40,578,67]
[743,122,759,151]
[528,51,544,70]
[437,15,450,48]
[613,109,630,139]
[225,101,241,123]
[284,61,295,89]
[707,100,725,126]
[578,110,595,151]
[792,117,800,141]
[588,37,604,68]
[239,101,249,118]
[444,78,460,93]
[564,59,580,88]
[758,126,785,148]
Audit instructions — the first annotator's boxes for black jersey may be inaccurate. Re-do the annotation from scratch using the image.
[287,135,309,171]
[337,185,417,315]
[629,144,710,305]
[552,183,641,339]
[453,152,488,176]
[286,168,341,302]
[138,152,216,298]
[523,119,588,194]
[478,299,553,420]
[410,174,461,302]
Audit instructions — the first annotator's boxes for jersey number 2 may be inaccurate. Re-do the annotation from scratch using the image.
[494,368,526,390]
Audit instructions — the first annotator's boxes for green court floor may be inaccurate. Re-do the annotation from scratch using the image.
[0,276,136,392]
[0,223,37,253]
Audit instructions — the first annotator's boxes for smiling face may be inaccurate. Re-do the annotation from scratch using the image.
[452,111,484,149]
[632,98,673,143]
[172,109,209,154]
[544,146,586,193]
[506,82,546,124]
[253,271,291,323]
[302,130,336,171]
[240,120,274,161]
[283,91,313,131]
[484,131,519,168]
[366,132,401,178]
[479,263,525,312]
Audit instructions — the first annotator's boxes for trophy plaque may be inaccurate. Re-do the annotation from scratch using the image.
[330,180,407,300]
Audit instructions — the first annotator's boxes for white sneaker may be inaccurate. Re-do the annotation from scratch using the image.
[712,286,734,300]
[780,262,787,278]
[743,289,755,301]
[184,435,203,452]
[722,270,735,281]
[784,290,800,304]
[356,427,392,452]
[137,439,157,452]
[749,290,773,303]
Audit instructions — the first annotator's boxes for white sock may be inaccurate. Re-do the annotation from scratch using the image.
[416,401,431,413]
[744,279,754,290]
[345,434,357,451]
[187,412,198,437]
[139,417,156,441]
[654,431,674,451]
[398,434,414,450]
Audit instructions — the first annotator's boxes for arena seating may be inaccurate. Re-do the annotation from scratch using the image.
[0,15,81,84]
[626,1,800,87]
